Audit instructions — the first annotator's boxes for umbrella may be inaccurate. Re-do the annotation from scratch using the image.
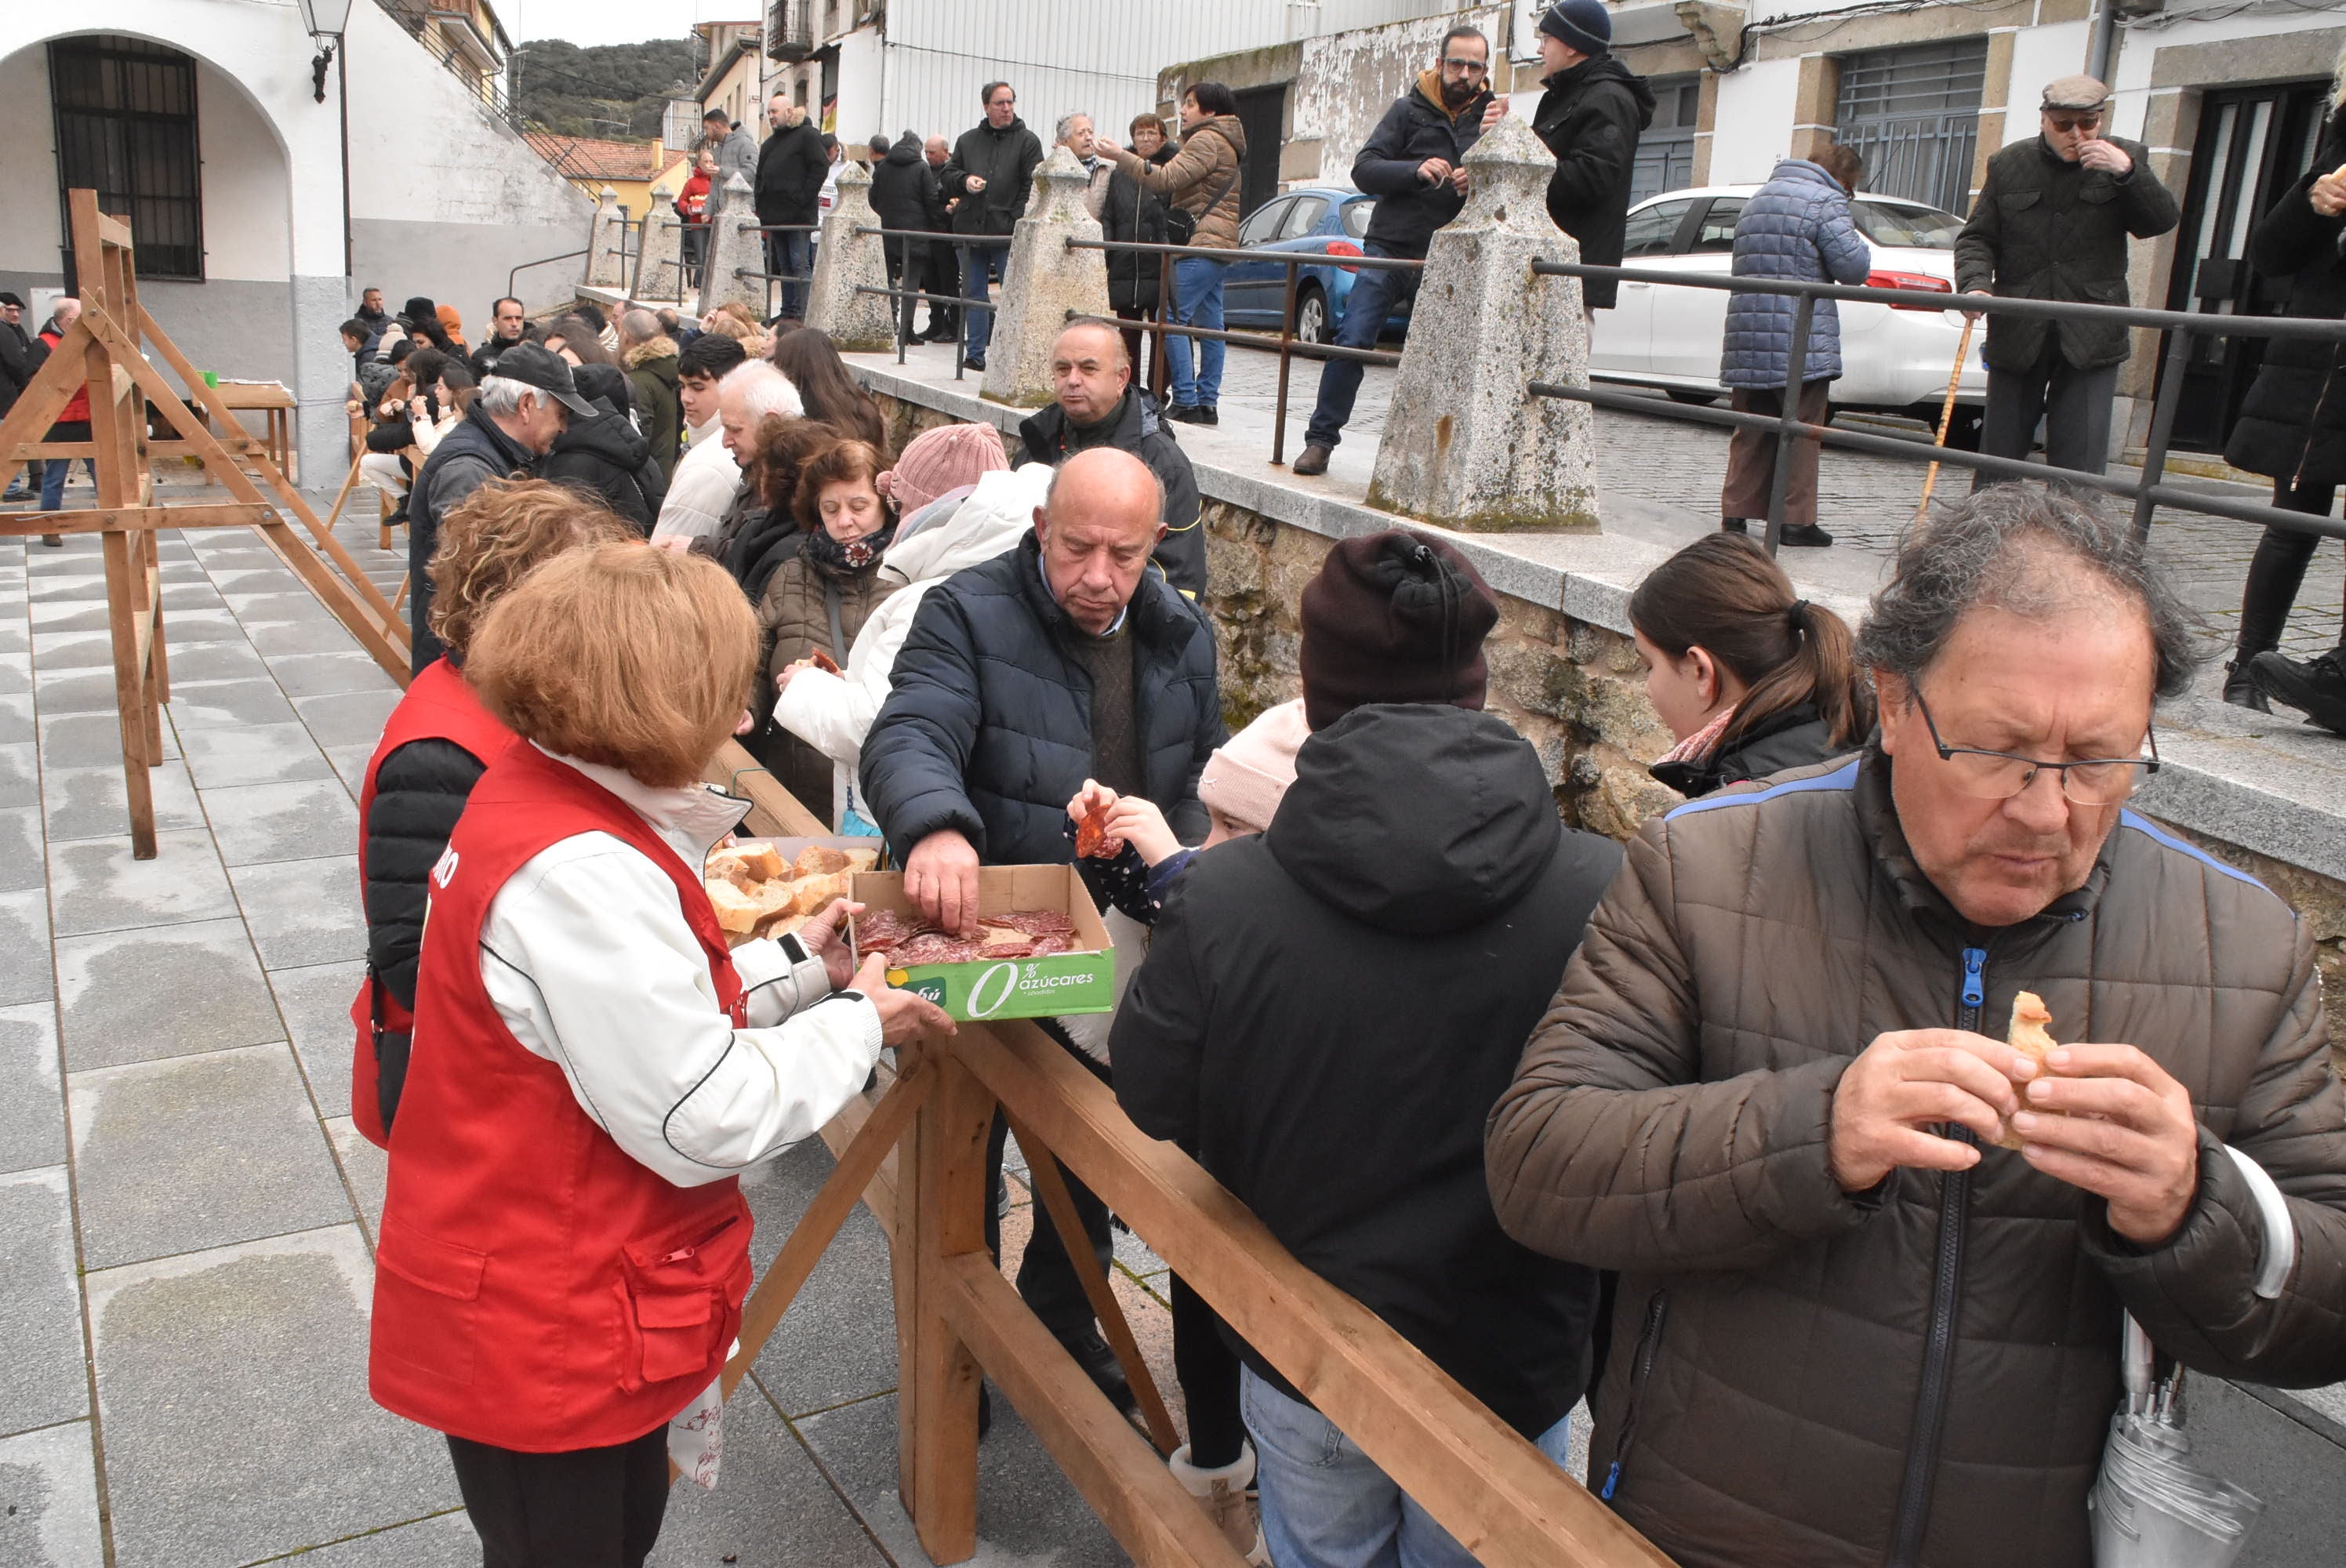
[2089,1317,2264,1566]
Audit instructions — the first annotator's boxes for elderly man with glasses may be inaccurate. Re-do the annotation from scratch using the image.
[1956,75,2179,484]
[1291,26,1505,477]
[1486,485,2346,1568]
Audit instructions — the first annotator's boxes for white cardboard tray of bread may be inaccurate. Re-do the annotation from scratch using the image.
[703,837,882,946]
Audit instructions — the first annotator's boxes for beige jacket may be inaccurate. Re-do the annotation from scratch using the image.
[1106,116,1248,249]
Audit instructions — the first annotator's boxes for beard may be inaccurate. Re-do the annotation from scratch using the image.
[1442,77,1476,109]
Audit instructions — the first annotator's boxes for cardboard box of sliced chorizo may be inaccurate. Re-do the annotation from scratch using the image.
[848,865,1117,1022]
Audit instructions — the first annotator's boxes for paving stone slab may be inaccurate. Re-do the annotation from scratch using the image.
[0,741,37,808]
[203,568,307,597]
[158,588,231,619]
[0,1422,104,1568]
[84,1225,459,1568]
[178,720,334,789]
[0,1168,89,1436]
[0,1004,64,1174]
[251,1511,478,1566]
[0,626,27,658]
[294,688,401,750]
[0,655,31,695]
[48,827,234,937]
[322,1116,385,1244]
[154,639,271,684]
[29,664,136,717]
[743,1138,904,1417]
[232,855,365,968]
[30,633,130,672]
[26,574,105,604]
[0,691,33,746]
[244,618,366,659]
[162,677,302,731]
[224,590,347,624]
[0,804,45,893]
[57,916,281,1069]
[267,651,400,699]
[69,1042,350,1270]
[271,958,366,1112]
[649,1385,892,1568]
[329,743,372,796]
[39,760,205,846]
[798,1391,1129,1568]
[205,777,360,867]
[0,888,53,1005]
[37,710,178,769]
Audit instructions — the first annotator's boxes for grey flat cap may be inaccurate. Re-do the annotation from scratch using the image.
[2042,74,2111,111]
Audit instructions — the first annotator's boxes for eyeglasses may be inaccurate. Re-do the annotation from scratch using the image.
[1441,56,1489,72]
[1912,688,2158,806]
[2046,114,2102,133]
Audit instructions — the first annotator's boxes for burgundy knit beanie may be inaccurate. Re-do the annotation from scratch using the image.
[1298,530,1499,732]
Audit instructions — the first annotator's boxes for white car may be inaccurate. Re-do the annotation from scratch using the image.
[1589,184,1988,445]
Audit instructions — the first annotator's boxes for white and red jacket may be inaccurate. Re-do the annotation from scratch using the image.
[370,742,881,1451]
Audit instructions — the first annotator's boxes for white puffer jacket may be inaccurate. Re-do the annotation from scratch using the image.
[652,415,741,541]
[769,463,1051,829]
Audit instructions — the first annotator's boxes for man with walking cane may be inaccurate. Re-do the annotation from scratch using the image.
[1956,75,2178,485]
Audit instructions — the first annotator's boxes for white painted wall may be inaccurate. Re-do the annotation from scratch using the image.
[2003,20,2092,147]
[1709,56,1803,184]
[2108,7,2344,142]
[0,49,64,274]
[196,59,293,281]
[1293,6,1511,183]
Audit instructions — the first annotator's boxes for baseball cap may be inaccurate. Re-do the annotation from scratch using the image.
[488,343,597,416]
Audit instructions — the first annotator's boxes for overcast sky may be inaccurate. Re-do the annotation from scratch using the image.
[503,0,743,47]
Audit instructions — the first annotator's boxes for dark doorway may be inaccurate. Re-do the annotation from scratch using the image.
[2159,81,2332,453]
[49,34,204,281]
[1232,84,1287,220]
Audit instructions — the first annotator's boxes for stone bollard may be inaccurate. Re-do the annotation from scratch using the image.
[586,187,627,289]
[634,180,684,303]
[804,162,895,351]
[698,172,765,321]
[981,146,1111,407]
[1367,115,1597,532]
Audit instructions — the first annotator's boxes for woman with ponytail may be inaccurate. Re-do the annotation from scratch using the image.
[1629,532,1872,797]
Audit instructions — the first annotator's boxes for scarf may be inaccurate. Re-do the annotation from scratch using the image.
[1658,705,1737,768]
[804,517,899,575]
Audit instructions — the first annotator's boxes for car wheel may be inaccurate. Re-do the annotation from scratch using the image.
[1295,285,1330,346]
[1664,388,1718,406]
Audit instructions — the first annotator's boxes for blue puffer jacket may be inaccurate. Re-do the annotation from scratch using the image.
[1719,159,1872,390]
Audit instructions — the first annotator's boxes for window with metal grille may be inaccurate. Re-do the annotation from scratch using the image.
[1631,75,1701,205]
[1832,38,1988,217]
[49,35,204,281]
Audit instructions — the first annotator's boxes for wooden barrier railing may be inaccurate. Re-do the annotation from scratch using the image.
[703,746,1673,1568]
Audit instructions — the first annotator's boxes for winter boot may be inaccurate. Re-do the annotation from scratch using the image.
[2221,657,2271,713]
[2250,648,2346,735]
[1169,1441,1269,1565]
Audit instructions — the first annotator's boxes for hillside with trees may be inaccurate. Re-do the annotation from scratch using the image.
[512,38,697,140]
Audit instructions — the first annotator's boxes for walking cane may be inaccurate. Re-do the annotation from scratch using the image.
[1913,315,1978,525]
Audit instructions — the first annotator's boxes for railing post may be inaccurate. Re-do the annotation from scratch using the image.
[697,172,763,321]
[979,147,1111,407]
[956,241,974,381]
[634,189,683,304]
[1763,294,1814,557]
[2132,322,2193,545]
[584,186,626,289]
[1273,261,1298,466]
[804,162,895,351]
[896,1036,993,1566]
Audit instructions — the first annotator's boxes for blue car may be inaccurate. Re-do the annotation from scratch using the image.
[1218,187,1412,345]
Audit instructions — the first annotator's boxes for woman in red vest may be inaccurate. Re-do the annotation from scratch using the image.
[372,542,950,1568]
[350,479,632,1148]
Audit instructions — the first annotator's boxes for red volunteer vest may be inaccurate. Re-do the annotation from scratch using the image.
[369,743,754,1453]
[349,656,516,1149]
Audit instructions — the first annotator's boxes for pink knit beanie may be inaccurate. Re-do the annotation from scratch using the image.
[1198,699,1310,833]
[882,423,1009,515]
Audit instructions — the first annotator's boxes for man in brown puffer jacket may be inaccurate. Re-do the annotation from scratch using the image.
[1487,485,2346,1568]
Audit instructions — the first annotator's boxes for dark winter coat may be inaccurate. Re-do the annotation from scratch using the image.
[1531,55,1657,310]
[1955,134,2181,372]
[1106,117,1247,250]
[755,546,900,818]
[859,530,1224,869]
[1017,390,1207,601]
[756,115,830,227]
[1721,159,1872,389]
[1352,71,1495,260]
[1647,702,1847,798]
[1102,145,1177,312]
[869,133,933,234]
[2226,121,2346,485]
[1487,744,2346,1568]
[0,320,43,416]
[363,736,488,1013]
[467,334,527,383]
[1113,703,1621,1439]
[536,367,665,531]
[623,342,683,481]
[709,483,804,606]
[942,116,1046,239]
[409,402,537,671]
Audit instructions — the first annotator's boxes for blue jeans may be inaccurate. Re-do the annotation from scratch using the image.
[1305,245,1418,450]
[41,424,92,510]
[961,244,1008,361]
[1241,1367,1574,1568]
[766,229,812,321]
[1167,256,1227,409]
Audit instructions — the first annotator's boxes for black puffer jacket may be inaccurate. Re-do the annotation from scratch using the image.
[859,530,1224,867]
[1102,145,1176,312]
[756,114,829,227]
[2227,120,2346,485]
[1112,703,1622,1439]
[1018,390,1207,601]
[869,132,932,234]
[0,320,42,416]
[409,402,537,671]
[1648,702,1848,798]
[536,367,666,531]
[1531,55,1657,310]
[363,736,488,1019]
[942,115,1045,239]
[1353,71,1495,259]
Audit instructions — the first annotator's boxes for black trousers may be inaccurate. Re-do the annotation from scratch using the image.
[985,1020,1113,1337]
[1171,1274,1247,1468]
[446,1426,669,1568]
[927,240,961,334]
[1974,341,2119,488]
[2235,476,2342,657]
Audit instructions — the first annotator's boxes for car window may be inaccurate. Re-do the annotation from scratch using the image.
[1238,198,1291,249]
[1690,198,1745,253]
[1850,198,1965,250]
[1622,197,1695,257]
[1342,198,1375,238]
[1280,196,1330,240]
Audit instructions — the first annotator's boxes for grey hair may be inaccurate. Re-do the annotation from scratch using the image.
[719,359,804,421]
[1058,316,1130,372]
[1055,111,1092,144]
[475,376,533,416]
[620,308,660,343]
[1853,484,2204,700]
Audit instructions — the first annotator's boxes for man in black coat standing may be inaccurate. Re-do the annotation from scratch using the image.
[755,92,829,322]
[921,136,964,343]
[1110,529,1620,1566]
[1529,0,1656,314]
[0,293,42,502]
[869,129,934,341]
[1956,74,2179,485]
[943,81,1045,370]
[1294,24,1504,477]
[860,447,1225,1413]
